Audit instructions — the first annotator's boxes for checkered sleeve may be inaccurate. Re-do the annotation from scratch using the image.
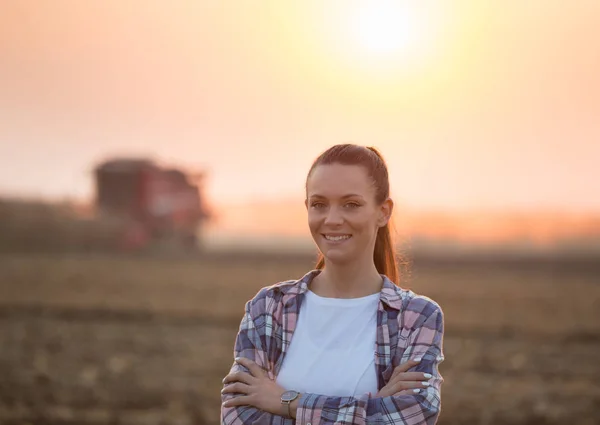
[220,299,292,425]
[294,302,445,425]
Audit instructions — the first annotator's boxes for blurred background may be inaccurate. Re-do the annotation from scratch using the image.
[1,1,599,424]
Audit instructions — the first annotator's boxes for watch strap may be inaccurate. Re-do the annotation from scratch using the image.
[281,391,299,418]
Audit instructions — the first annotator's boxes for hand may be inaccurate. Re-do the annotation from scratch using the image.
[375,358,432,397]
[221,357,288,416]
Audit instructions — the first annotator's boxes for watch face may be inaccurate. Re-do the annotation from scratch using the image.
[281,390,299,402]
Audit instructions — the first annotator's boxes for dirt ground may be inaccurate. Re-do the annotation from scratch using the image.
[0,253,599,425]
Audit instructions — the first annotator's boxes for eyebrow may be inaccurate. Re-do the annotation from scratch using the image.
[308,194,364,200]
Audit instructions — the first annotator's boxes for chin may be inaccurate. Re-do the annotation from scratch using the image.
[320,249,354,265]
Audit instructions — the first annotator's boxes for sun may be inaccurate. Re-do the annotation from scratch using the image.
[352,1,420,56]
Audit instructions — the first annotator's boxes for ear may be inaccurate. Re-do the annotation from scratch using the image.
[377,198,394,227]
[304,198,309,210]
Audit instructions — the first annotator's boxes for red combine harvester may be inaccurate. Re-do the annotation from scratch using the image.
[93,158,211,252]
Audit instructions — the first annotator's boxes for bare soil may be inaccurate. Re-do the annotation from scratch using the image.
[1,253,599,425]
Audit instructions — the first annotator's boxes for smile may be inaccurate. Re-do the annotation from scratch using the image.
[323,234,352,242]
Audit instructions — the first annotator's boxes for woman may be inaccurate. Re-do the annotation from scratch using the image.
[221,144,445,425]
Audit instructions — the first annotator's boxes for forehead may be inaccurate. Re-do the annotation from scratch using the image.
[307,163,375,198]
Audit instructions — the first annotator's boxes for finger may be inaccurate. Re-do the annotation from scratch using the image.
[223,371,254,385]
[389,380,431,393]
[390,358,422,380]
[405,372,433,381]
[235,357,267,378]
[393,389,424,396]
[390,371,432,384]
[221,382,251,395]
[222,395,253,408]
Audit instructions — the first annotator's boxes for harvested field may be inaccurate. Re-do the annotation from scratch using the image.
[0,253,599,425]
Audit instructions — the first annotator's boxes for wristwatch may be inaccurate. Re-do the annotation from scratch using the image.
[280,390,300,417]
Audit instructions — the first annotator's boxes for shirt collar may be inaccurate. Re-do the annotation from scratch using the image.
[281,269,404,310]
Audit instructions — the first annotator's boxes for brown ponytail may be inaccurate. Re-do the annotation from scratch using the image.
[307,144,403,284]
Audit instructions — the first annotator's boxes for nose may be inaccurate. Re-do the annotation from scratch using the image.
[324,206,344,226]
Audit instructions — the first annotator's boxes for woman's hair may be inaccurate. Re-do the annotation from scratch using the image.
[305,143,406,284]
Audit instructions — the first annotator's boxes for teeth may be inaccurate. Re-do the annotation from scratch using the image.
[325,235,351,241]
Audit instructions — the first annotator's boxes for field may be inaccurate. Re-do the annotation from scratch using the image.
[0,252,599,425]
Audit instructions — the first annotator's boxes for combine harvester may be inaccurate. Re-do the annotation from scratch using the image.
[93,158,211,253]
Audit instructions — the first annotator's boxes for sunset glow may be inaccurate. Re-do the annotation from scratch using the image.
[1,2,599,251]
[352,1,421,56]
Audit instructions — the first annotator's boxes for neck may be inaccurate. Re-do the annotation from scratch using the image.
[312,256,383,299]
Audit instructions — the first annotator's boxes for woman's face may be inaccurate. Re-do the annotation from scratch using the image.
[305,163,392,266]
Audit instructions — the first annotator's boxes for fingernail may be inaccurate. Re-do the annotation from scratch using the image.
[414,357,422,362]
[423,373,432,379]
[422,382,430,387]
[235,357,241,361]
[413,389,420,393]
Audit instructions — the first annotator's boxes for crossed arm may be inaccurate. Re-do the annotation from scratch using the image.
[220,304,444,425]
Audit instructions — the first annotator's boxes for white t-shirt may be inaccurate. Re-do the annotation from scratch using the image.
[275,289,380,397]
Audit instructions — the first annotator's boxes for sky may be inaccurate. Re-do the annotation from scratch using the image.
[1,0,599,216]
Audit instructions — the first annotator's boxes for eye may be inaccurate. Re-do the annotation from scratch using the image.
[344,202,361,208]
[310,202,326,209]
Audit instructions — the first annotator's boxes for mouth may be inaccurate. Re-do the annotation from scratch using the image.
[322,234,352,243]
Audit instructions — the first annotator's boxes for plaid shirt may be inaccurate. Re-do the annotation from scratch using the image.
[221,270,445,425]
